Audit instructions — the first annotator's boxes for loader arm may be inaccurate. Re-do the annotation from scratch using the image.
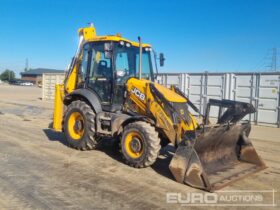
[65,26,97,94]
[124,78,199,145]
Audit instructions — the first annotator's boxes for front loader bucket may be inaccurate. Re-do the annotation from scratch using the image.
[169,123,266,192]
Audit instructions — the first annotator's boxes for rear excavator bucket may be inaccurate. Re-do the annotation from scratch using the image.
[169,99,266,192]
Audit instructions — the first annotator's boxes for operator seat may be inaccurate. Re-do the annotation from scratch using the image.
[94,60,112,102]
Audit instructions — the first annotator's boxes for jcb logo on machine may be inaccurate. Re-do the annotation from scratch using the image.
[131,87,145,101]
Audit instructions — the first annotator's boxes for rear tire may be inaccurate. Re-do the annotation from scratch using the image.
[121,121,161,168]
[63,100,99,150]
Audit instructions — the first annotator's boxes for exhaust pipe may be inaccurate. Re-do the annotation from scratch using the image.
[138,36,142,80]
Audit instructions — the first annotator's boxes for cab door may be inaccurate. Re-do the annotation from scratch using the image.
[86,42,113,104]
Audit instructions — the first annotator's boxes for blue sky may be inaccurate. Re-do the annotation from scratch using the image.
[0,0,279,76]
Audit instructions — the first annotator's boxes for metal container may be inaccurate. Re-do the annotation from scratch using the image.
[42,73,65,101]
[158,72,280,127]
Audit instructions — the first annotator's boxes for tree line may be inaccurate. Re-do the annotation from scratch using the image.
[0,69,16,81]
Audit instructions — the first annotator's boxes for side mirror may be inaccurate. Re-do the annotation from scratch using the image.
[154,74,160,83]
[104,42,113,59]
[159,53,165,67]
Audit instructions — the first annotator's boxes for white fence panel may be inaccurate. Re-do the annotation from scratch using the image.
[158,72,280,127]
[42,73,65,101]
[232,74,257,122]
[257,74,280,125]
[205,74,227,117]
[187,74,204,114]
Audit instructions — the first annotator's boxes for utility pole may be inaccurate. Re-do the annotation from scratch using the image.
[271,47,277,71]
[25,58,29,72]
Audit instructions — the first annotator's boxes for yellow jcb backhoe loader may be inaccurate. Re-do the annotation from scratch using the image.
[53,24,266,192]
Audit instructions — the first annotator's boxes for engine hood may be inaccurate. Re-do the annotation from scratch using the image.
[126,78,187,103]
[153,83,186,103]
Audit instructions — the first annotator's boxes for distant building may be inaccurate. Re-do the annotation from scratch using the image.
[21,68,65,85]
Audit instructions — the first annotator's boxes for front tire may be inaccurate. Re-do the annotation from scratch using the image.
[63,100,99,150]
[121,121,161,168]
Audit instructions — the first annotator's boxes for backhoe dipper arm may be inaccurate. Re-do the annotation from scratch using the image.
[64,25,97,94]
[64,36,84,93]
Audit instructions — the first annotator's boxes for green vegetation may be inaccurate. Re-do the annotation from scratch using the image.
[0,69,16,82]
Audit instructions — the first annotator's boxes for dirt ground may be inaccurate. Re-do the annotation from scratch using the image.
[0,84,279,210]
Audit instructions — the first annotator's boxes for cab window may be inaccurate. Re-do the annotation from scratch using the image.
[87,42,113,103]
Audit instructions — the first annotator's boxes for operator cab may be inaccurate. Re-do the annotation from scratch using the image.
[78,40,154,112]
